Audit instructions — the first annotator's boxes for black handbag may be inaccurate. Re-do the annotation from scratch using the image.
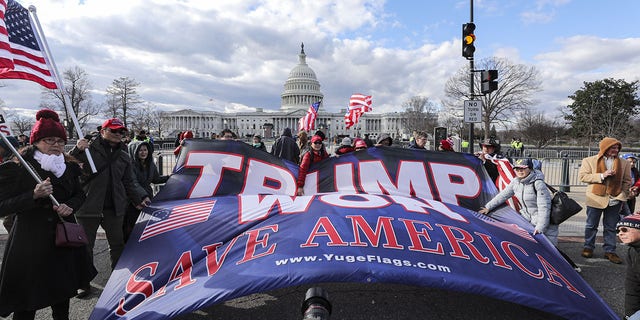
[546,184,583,225]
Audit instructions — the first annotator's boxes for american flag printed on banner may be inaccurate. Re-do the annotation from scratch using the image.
[344,94,372,129]
[0,0,57,89]
[298,101,321,131]
[139,200,217,241]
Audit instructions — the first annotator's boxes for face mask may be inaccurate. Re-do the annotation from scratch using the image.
[253,143,261,147]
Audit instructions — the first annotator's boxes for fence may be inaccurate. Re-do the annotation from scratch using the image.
[150,146,591,192]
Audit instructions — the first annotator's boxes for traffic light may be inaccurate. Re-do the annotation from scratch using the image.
[480,69,498,94]
[434,127,447,143]
[462,23,475,58]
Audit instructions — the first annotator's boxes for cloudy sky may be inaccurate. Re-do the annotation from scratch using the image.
[2,0,640,118]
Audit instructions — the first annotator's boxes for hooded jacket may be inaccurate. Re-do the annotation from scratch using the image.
[579,137,632,209]
[128,140,169,198]
[484,169,555,238]
[270,128,300,163]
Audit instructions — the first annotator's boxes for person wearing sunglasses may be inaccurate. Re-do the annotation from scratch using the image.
[617,215,640,319]
[296,135,328,196]
[70,118,150,298]
[479,158,557,243]
[479,158,581,272]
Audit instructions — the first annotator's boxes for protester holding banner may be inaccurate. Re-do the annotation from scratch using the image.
[335,137,354,155]
[297,135,329,195]
[480,158,557,243]
[70,118,149,297]
[123,140,169,242]
[617,215,640,319]
[0,109,96,319]
[579,137,631,264]
[476,138,505,183]
[409,131,427,150]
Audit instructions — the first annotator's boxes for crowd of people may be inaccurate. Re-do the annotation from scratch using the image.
[4,115,640,318]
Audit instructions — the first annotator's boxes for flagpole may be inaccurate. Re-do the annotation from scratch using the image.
[28,5,97,173]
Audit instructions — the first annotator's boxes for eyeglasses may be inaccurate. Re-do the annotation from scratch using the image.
[41,137,66,146]
[108,128,126,135]
[313,141,323,145]
[513,167,528,171]
[617,227,629,234]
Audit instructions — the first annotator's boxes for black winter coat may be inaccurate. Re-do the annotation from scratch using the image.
[70,136,147,217]
[625,243,640,317]
[127,140,169,198]
[0,149,96,315]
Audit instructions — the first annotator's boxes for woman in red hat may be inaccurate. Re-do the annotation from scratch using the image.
[297,135,329,196]
[0,109,96,319]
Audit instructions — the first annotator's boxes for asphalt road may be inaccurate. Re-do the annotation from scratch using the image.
[0,187,628,320]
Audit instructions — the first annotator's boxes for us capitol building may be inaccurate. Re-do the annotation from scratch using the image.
[162,44,408,142]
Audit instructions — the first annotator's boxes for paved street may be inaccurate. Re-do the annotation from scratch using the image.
[0,187,628,319]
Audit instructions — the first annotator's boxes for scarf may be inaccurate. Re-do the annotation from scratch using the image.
[592,156,622,196]
[33,150,66,178]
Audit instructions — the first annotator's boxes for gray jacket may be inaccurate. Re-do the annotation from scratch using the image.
[484,170,553,234]
[70,136,147,217]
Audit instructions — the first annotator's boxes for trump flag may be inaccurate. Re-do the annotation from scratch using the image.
[90,141,618,320]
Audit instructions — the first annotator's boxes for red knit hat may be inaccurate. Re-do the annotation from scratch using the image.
[30,109,67,144]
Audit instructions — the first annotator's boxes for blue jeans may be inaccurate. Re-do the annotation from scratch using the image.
[584,204,622,253]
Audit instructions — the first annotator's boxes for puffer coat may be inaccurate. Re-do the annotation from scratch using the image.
[484,170,558,244]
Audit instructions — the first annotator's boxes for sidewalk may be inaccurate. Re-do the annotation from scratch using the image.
[0,186,629,319]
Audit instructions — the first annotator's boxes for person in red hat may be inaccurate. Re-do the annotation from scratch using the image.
[439,139,454,152]
[0,109,97,319]
[297,135,329,195]
[70,118,150,297]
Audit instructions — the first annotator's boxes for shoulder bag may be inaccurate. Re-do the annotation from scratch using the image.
[56,215,89,247]
[545,183,583,225]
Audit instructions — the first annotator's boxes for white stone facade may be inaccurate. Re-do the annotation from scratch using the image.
[162,44,408,141]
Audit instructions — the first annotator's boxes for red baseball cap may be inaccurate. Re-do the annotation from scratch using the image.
[102,118,127,131]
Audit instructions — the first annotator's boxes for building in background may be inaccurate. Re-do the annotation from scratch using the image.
[162,44,407,141]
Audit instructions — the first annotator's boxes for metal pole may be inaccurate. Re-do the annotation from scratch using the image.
[468,0,475,154]
[0,133,60,206]
[28,5,97,173]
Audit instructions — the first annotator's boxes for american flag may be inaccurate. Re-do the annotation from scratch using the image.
[0,0,57,89]
[298,101,321,131]
[488,156,521,211]
[139,200,217,241]
[344,94,372,129]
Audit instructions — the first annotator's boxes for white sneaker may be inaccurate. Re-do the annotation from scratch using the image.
[574,266,582,273]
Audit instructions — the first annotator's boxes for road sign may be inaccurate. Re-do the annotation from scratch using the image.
[463,100,482,123]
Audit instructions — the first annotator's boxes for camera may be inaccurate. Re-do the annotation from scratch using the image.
[301,287,331,320]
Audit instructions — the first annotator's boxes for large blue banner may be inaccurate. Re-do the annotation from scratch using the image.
[90,140,618,320]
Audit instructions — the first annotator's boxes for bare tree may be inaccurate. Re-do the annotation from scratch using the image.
[41,66,101,138]
[443,57,542,140]
[105,77,142,127]
[401,96,439,136]
[8,113,32,135]
[516,109,564,148]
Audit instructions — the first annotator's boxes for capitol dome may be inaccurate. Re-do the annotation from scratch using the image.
[280,43,324,111]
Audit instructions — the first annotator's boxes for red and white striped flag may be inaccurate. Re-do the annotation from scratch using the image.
[344,94,372,129]
[0,0,57,89]
[298,101,321,132]
[488,156,521,211]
